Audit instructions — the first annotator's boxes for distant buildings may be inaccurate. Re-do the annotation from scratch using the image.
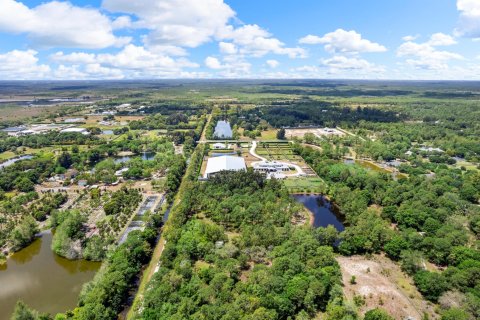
[2,126,26,134]
[204,155,246,178]
[64,118,84,123]
[2,124,78,136]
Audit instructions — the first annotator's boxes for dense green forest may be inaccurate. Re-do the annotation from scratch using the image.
[264,103,402,128]
[295,144,480,318]
[139,170,343,319]
[2,80,479,320]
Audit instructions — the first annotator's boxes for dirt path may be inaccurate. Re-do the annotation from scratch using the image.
[199,113,213,142]
[337,126,367,142]
[249,141,266,161]
[337,255,437,320]
[301,143,322,152]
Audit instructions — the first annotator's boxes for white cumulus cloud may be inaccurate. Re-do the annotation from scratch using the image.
[219,42,237,55]
[102,0,235,48]
[0,50,51,79]
[205,56,223,69]
[49,45,199,79]
[455,0,480,38]
[321,55,385,72]
[0,0,129,48]
[427,33,457,46]
[397,36,463,70]
[299,29,387,54]
[204,55,251,77]
[221,24,306,58]
[402,35,420,42]
[266,60,279,68]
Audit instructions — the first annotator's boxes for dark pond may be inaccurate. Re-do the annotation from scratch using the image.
[0,231,100,319]
[114,152,156,164]
[293,194,345,231]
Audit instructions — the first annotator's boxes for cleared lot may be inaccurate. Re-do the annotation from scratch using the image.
[337,255,437,320]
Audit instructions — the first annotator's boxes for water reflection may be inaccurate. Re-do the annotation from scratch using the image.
[114,152,156,164]
[0,155,34,170]
[293,194,345,231]
[9,236,42,264]
[0,230,100,320]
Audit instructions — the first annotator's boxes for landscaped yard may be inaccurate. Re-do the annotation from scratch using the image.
[256,142,303,161]
[283,177,326,193]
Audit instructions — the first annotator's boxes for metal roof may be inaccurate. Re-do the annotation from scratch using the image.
[204,155,246,178]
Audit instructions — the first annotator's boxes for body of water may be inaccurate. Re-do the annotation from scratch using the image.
[0,231,100,319]
[0,155,33,170]
[114,152,156,164]
[102,130,114,135]
[213,120,233,139]
[293,194,345,231]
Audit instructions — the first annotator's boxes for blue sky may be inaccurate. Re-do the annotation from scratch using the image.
[0,0,479,80]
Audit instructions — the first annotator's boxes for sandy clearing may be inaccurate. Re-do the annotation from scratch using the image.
[337,255,438,320]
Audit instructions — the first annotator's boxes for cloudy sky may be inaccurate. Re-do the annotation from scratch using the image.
[0,0,479,80]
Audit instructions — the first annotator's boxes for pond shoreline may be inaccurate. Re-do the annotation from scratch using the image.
[292,194,345,231]
[0,230,101,319]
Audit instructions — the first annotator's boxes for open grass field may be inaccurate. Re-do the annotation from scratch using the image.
[454,160,479,172]
[0,151,16,161]
[283,177,326,193]
[0,105,65,122]
[0,145,92,162]
[260,129,278,140]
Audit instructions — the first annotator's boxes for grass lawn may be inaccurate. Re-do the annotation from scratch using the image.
[0,151,16,161]
[455,160,479,172]
[260,129,278,140]
[283,177,326,193]
[0,147,58,161]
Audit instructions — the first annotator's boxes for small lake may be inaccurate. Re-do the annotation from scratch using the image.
[213,120,233,139]
[0,155,33,170]
[293,194,345,231]
[0,231,100,319]
[114,152,156,164]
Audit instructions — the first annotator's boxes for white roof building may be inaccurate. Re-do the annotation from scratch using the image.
[253,161,291,172]
[212,143,227,149]
[61,127,89,135]
[204,155,246,178]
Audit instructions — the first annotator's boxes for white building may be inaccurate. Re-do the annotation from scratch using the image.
[204,155,246,178]
[212,143,227,149]
[61,127,89,135]
[253,161,291,173]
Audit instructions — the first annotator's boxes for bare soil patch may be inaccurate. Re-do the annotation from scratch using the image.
[337,254,438,320]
